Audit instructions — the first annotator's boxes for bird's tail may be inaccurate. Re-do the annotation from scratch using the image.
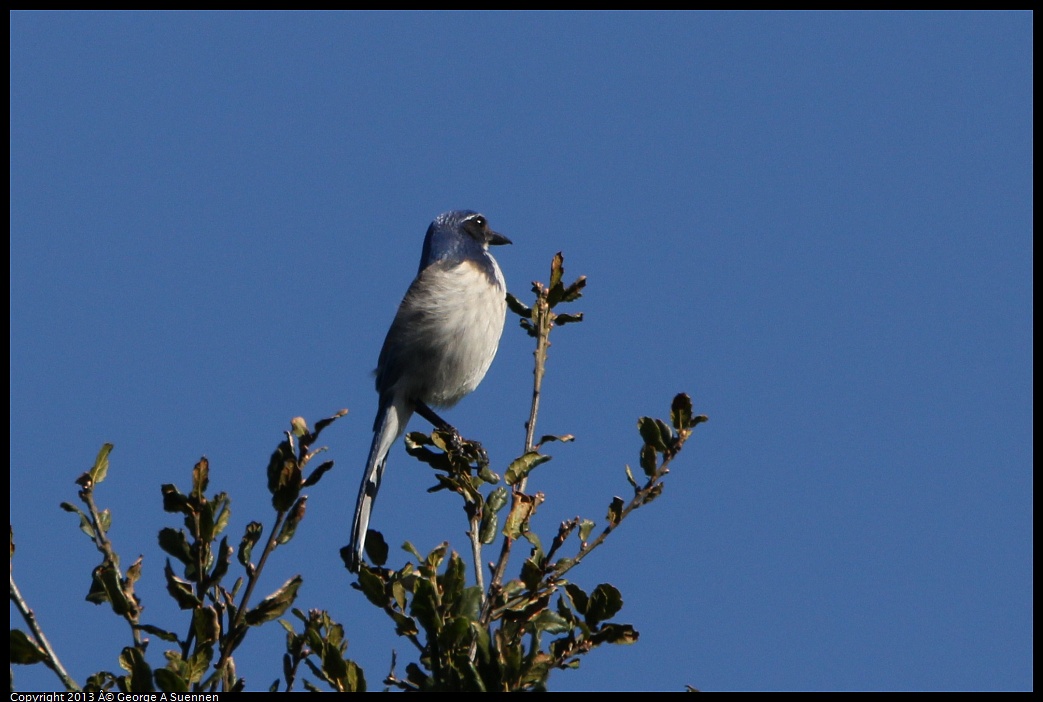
[347,395,413,573]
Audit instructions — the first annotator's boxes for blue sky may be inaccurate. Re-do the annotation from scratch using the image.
[9,11,1032,692]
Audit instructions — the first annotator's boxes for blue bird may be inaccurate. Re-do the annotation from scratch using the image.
[347,210,511,573]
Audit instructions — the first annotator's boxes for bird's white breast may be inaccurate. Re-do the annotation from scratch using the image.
[386,254,507,407]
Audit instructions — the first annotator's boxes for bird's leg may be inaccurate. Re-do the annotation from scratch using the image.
[415,401,464,450]
[415,401,490,467]
[415,401,453,432]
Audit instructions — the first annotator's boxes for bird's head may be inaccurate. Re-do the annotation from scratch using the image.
[419,210,511,272]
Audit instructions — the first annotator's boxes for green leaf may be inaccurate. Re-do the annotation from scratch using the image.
[486,485,509,513]
[90,563,131,615]
[266,441,302,512]
[606,496,625,526]
[410,578,441,637]
[198,503,216,545]
[671,393,693,432]
[443,552,466,605]
[638,417,667,451]
[591,622,639,645]
[427,429,452,454]
[163,561,200,610]
[90,443,114,485]
[119,646,154,692]
[311,408,349,439]
[437,615,471,651]
[9,629,48,664]
[554,312,584,326]
[501,579,526,601]
[191,457,209,499]
[238,521,262,567]
[153,668,189,693]
[342,659,366,692]
[640,444,657,478]
[503,494,535,539]
[125,556,142,586]
[585,583,623,626]
[524,530,544,562]
[209,537,231,587]
[96,508,111,534]
[327,616,346,647]
[522,556,545,591]
[405,662,430,690]
[404,432,448,469]
[505,292,531,317]
[533,609,571,635]
[276,497,307,545]
[625,464,638,489]
[505,451,552,486]
[244,575,302,625]
[481,487,509,543]
[192,606,220,646]
[211,494,231,538]
[564,583,588,615]
[266,441,292,494]
[561,275,587,302]
[364,529,389,567]
[391,610,419,637]
[402,541,423,563]
[553,556,575,571]
[479,510,500,545]
[85,566,110,606]
[578,519,595,543]
[549,252,565,292]
[136,624,179,643]
[354,567,387,607]
[535,433,575,449]
[392,581,408,611]
[303,460,334,488]
[158,528,192,565]
[655,418,675,447]
[423,542,448,571]
[405,430,435,447]
[61,502,95,539]
[186,645,213,683]
[83,672,118,692]
[290,416,309,437]
[321,643,348,682]
[478,462,501,485]
[160,484,191,514]
[454,585,483,620]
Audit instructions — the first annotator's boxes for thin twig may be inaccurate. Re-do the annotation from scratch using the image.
[483,284,553,624]
[212,507,287,687]
[522,292,552,459]
[10,573,81,691]
[553,464,672,581]
[81,488,143,648]
[468,511,485,595]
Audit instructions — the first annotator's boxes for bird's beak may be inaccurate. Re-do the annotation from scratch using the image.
[488,231,512,246]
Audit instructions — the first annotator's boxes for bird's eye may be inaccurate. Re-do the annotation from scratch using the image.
[473,216,486,228]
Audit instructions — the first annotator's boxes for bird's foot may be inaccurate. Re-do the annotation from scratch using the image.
[468,439,490,469]
[432,425,491,472]
[434,423,465,452]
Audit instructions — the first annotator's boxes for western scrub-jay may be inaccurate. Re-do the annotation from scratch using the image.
[346,210,511,573]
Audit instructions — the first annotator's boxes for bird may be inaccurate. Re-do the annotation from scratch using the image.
[346,210,511,573]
